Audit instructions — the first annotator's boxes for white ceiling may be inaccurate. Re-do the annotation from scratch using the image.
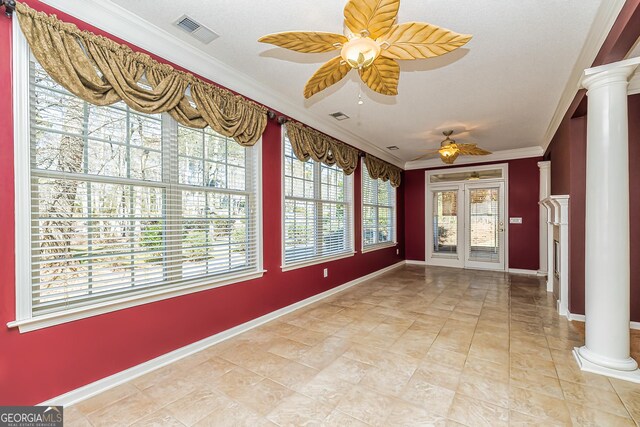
[100,0,605,165]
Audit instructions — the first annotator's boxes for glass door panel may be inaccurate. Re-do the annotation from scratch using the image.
[432,190,458,255]
[464,182,505,270]
[468,188,500,262]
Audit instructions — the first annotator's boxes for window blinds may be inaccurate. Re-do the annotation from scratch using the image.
[283,135,353,265]
[28,56,260,316]
[362,162,396,248]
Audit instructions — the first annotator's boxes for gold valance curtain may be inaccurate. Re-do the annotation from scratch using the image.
[364,154,402,187]
[15,3,267,146]
[284,122,359,175]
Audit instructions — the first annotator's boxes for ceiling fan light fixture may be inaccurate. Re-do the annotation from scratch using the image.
[440,150,459,164]
[340,36,381,69]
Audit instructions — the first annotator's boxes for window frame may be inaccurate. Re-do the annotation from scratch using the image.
[9,21,264,333]
[280,130,355,271]
[360,158,398,253]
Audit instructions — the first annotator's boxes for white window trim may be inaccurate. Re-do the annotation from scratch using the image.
[280,130,355,271]
[360,159,398,253]
[9,19,264,333]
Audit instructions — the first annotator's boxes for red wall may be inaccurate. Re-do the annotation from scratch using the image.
[403,158,541,271]
[0,2,404,405]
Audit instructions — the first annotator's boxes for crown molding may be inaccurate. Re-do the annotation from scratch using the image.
[541,0,627,152]
[39,0,405,169]
[404,146,544,170]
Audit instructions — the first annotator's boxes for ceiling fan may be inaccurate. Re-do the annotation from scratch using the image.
[413,130,492,164]
[258,0,471,99]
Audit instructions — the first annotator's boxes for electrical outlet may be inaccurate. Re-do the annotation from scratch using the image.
[323,268,328,278]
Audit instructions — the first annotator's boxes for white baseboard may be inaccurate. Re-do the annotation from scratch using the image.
[569,313,640,330]
[405,260,427,265]
[508,268,539,276]
[39,261,406,407]
[568,312,586,322]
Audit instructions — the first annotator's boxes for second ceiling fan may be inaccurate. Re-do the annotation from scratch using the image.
[413,130,492,164]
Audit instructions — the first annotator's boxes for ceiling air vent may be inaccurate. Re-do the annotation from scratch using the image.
[174,15,219,44]
[329,112,350,121]
[386,146,399,150]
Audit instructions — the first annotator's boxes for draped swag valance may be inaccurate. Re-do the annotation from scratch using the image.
[284,122,359,175]
[15,2,267,146]
[364,154,402,187]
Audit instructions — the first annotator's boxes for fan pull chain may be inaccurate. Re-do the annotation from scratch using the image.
[358,88,364,105]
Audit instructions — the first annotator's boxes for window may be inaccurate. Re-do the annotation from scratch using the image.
[14,51,261,324]
[282,134,353,268]
[362,161,396,250]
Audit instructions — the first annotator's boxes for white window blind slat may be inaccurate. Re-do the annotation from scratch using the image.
[28,55,260,316]
[362,162,396,249]
[282,134,353,266]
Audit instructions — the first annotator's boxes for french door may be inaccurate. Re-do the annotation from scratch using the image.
[427,179,506,271]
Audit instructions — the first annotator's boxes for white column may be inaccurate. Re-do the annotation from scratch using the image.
[574,58,640,382]
[538,161,551,277]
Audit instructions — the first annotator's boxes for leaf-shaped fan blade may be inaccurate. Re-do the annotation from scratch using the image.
[379,22,472,60]
[358,57,399,95]
[456,144,492,156]
[344,0,399,39]
[411,149,441,161]
[304,56,352,99]
[258,32,348,53]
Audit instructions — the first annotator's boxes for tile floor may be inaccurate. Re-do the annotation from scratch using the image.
[65,266,640,426]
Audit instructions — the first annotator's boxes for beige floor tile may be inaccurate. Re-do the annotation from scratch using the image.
[610,378,640,423]
[413,364,461,392]
[214,366,263,399]
[129,408,185,427]
[335,385,397,427]
[510,367,564,399]
[560,379,630,418]
[456,371,509,408]
[401,372,456,416]
[510,352,558,378]
[359,365,413,397]
[85,392,161,426]
[462,355,509,383]
[295,373,354,409]
[385,399,448,426]
[267,392,332,426]
[423,347,467,371]
[320,355,371,384]
[75,383,139,415]
[266,359,319,389]
[509,385,572,424]
[566,402,635,426]
[195,401,274,427]
[447,394,509,427]
[164,389,234,425]
[267,336,312,360]
[322,409,371,426]
[234,378,293,416]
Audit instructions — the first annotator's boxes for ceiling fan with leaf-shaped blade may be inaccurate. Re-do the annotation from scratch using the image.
[258,0,472,99]
[413,130,492,164]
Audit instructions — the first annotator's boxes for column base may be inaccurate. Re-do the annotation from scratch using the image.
[573,347,640,383]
